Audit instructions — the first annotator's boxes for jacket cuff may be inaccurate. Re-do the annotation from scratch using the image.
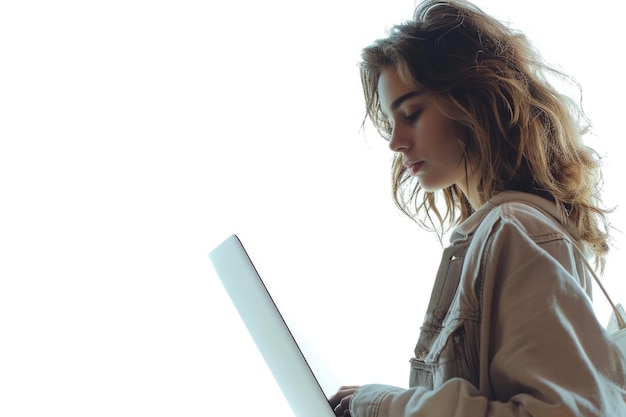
[349,384,404,417]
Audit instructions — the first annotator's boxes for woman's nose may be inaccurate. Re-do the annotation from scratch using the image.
[389,126,410,152]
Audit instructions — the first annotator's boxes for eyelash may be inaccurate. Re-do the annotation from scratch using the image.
[404,110,421,121]
[383,109,421,134]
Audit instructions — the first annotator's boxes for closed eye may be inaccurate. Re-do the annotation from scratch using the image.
[404,110,421,122]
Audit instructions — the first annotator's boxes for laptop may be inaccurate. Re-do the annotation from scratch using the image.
[209,234,336,417]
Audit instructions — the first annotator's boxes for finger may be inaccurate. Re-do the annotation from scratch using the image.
[340,394,352,411]
[333,401,345,417]
[332,393,353,416]
[338,396,353,417]
[328,386,358,406]
[328,394,343,408]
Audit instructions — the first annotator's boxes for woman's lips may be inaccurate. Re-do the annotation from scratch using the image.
[404,161,424,175]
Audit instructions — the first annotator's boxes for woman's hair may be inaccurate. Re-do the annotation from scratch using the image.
[360,0,610,267]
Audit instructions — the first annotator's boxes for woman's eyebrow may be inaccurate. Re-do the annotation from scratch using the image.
[390,91,423,112]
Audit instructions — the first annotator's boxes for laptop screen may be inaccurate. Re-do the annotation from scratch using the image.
[209,234,336,417]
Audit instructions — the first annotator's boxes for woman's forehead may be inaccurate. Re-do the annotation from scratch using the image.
[378,66,424,115]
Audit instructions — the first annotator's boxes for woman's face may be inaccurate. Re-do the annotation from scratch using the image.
[377,66,477,205]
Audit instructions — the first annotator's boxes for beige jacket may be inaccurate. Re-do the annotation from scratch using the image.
[350,191,626,417]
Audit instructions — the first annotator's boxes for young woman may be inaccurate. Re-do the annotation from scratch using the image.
[329,1,626,416]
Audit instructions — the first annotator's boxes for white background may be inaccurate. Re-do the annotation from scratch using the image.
[1,1,624,415]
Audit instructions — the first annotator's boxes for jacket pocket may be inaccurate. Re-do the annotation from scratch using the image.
[409,356,434,390]
[413,320,477,389]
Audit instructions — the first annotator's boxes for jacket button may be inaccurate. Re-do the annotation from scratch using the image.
[416,347,429,360]
[433,308,446,320]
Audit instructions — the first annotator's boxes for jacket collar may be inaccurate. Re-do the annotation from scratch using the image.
[450,191,572,243]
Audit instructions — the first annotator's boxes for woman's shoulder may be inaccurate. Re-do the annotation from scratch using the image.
[462,194,586,284]
[486,199,565,239]
[454,191,572,243]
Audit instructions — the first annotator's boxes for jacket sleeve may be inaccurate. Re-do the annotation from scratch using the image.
[349,219,626,417]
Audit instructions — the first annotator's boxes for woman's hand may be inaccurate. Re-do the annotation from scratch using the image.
[328,385,360,417]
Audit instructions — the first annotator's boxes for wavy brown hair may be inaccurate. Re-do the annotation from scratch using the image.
[360,0,610,267]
